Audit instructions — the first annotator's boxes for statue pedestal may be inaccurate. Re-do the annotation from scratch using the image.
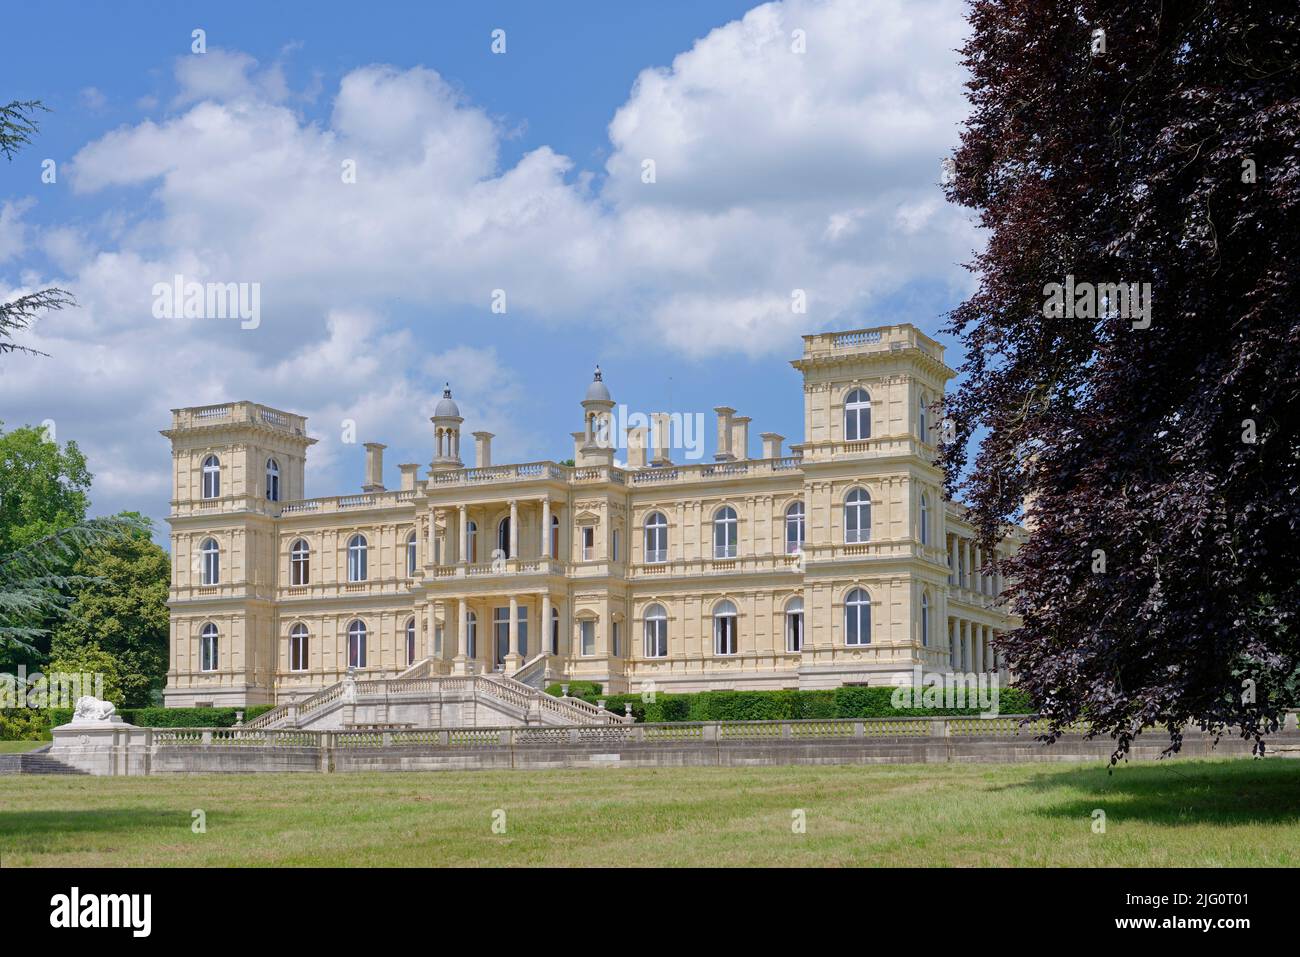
[50,719,150,776]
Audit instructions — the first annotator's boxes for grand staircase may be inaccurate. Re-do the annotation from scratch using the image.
[248,658,627,731]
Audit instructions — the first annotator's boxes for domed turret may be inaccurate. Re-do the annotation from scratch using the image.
[585,365,612,403]
[430,383,464,471]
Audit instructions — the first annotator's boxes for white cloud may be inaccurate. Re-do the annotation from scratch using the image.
[1,0,979,521]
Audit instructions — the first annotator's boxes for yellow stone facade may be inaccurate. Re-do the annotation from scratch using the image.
[162,324,1020,707]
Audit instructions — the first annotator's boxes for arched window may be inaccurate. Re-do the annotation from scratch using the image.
[713,600,738,655]
[918,396,928,442]
[406,531,418,576]
[201,455,221,499]
[405,617,417,666]
[550,515,560,560]
[643,603,668,658]
[845,588,871,645]
[290,539,310,586]
[844,389,871,441]
[497,517,511,558]
[347,620,367,669]
[200,538,219,585]
[713,506,738,559]
[920,593,930,647]
[919,493,930,546]
[550,606,560,656]
[644,512,668,563]
[785,597,804,652]
[347,534,368,582]
[845,488,871,544]
[785,501,805,554]
[200,623,219,671]
[289,623,309,671]
[266,458,280,502]
[466,521,478,564]
[466,611,478,660]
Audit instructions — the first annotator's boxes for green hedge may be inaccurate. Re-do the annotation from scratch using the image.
[551,685,1035,723]
[544,681,604,699]
[44,705,276,729]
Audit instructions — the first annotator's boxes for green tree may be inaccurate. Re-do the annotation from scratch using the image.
[50,513,169,707]
[47,643,125,708]
[0,423,92,553]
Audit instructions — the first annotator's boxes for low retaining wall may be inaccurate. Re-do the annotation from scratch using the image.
[51,715,1300,775]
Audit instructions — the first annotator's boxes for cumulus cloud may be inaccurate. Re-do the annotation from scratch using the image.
[0,0,978,521]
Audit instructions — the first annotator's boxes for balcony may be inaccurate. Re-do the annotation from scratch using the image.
[169,401,309,436]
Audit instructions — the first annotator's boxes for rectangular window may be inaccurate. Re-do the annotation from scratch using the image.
[580,620,596,656]
[582,526,595,561]
[434,624,443,658]
[612,621,621,657]
[201,635,218,672]
[612,529,621,562]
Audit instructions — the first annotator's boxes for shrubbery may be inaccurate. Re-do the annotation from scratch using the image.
[41,704,275,731]
[549,685,1035,723]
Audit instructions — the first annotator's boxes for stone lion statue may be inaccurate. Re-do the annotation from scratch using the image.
[73,695,116,722]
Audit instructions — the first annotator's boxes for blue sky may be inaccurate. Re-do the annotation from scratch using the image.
[1,0,980,539]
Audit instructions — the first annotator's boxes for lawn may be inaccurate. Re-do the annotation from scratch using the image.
[1,758,1297,867]
[0,742,44,754]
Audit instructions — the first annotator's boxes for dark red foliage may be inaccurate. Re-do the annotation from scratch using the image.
[941,1,1300,760]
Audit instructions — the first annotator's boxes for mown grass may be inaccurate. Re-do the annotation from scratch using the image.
[1,758,1297,867]
[0,741,44,754]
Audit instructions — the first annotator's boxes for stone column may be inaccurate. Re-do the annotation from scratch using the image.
[949,618,958,670]
[541,498,551,558]
[453,599,468,673]
[949,534,958,584]
[961,621,971,672]
[509,499,519,559]
[540,592,552,657]
[974,625,985,672]
[458,505,468,564]
[507,594,521,669]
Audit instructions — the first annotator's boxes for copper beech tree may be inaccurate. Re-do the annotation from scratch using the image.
[940,2,1300,759]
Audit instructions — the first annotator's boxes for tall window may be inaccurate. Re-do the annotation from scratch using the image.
[845,488,871,543]
[497,517,511,558]
[785,501,805,554]
[201,455,221,499]
[550,515,560,559]
[200,538,219,585]
[920,593,930,647]
[644,512,668,563]
[406,531,418,576]
[713,600,738,655]
[266,458,280,502]
[786,597,804,652]
[289,623,309,672]
[643,604,668,658]
[347,620,367,668]
[550,607,560,655]
[466,611,478,659]
[919,493,930,546]
[845,588,871,645]
[290,539,310,586]
[612,621,621,657]
[347,534,368,582]
[405,617,417,665]
[713,506,738,559]
[580,619,596,656]
[200,623,219,671]
[844,389,871,441]
[466,521,478,563]
[918,396,928,442]
[581,526,595,561]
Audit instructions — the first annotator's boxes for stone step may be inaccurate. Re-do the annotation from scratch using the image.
[12,750,89,775]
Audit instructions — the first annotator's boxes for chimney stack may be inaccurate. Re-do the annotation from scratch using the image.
[713,407,735,462]
[398,463,421,491]
[651,413,672,466]
[730,415,751,461]
[760,432,785,460]
[362,443,386,492]
[627,425,649,468]
[472,431,494,468]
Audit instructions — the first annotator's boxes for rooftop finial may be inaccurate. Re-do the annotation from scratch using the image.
[593,365,602,382]
[443,382,452,398]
